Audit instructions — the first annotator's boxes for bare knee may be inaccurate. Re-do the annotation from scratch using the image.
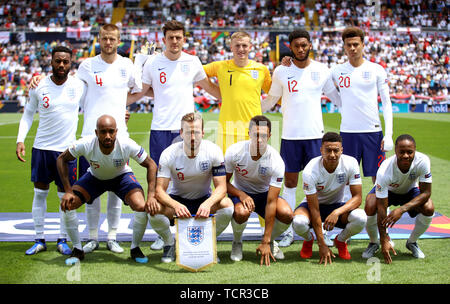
[364,193,377,216]
[233,204,251,224]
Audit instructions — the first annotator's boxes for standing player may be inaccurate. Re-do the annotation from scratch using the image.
[57,115,158,265]
[363,134,434,263]
[203,31,272,153]
[330,27,393,183]
[127,20,221,253]
[16,46,86,255]
[147,113,234,263]
[292,132,367,264]
[262,29,342,247]
[225,116,293,266]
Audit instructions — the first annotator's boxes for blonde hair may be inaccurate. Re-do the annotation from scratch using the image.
[230,31,252,42]
[99,24,120,39]
[181,112,204,130]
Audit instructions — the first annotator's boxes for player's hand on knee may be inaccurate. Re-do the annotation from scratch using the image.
[240,195,255,212]
[145,196,159,215]
[61,193,75,212]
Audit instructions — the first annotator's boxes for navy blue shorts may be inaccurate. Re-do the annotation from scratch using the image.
[31,148,77,189]
[169,194,211,215]
[74,171,143,205]
[296,202,346,229]
[79,156,90,177]
[340,131,385,177]
[280,138,321,173]
[369,186,421,218]
[230,191,270,218]
[150,130,181,165]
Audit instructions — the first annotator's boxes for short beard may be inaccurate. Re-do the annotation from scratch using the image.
[291,49,310,62]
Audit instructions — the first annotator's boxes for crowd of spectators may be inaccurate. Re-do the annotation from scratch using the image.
[0,0,448,112]
[0,1,448,31]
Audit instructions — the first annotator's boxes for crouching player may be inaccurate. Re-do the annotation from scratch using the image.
[225,115,293,266]
[148,113,234,263]
[57,115,157,265]
[292,132,367,265]
[364,134,434,264]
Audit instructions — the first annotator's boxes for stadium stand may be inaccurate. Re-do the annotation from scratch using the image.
[0,0,448,113]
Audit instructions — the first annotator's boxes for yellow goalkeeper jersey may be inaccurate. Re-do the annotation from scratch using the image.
[203,59,271,151]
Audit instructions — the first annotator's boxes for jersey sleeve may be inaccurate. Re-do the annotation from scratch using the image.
[210,143,226,176]
[224,146,236,174]
[261,65,272,94]
[376,65,389,93]
[374,173,389,199]
[141,57,153,86]
[76,59,90,83]
[157,149,172,179]
[68,137,89,158]
[203,61,219,78]
[302,170,317,196]
[128,59,143,93]
[418,155,432,183]
[348,157,362,185]
[269,154,285,189]
[125,137,148,164]
[16,89,38,143]
[267,67,283,97]
[193,56,207,83]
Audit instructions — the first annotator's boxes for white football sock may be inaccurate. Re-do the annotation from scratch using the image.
[215,207,233,237]
[408,213,433,243]
[131,211,148,250]
[57,192,68,239]
[32,188,49,240]
[270,218,290,241]
[64,210,82,250]
[338,209,367,242]
[107,192,122,240]
[231,217,247,243]
[366,215,379,244]
[292,214,312,241]
[281,187,297,237]
[86,196,100,240]
[149,214,174,246]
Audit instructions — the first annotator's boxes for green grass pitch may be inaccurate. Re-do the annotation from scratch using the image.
[0,112,449,284]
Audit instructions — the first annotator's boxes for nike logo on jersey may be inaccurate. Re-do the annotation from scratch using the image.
[158,67,166,71]
[94,71,102,74]
[287,76,295,79]
[237,163,245,167]
[340,72,348,75]
[176,167,184,171]
[227,70,234,73]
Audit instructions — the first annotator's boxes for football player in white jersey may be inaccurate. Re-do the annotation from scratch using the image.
[363,134,434,263]
[262,29,342,248]
[292,132,367,265]
[16,46,86,256]
[29,24,142,255]
[57,115,157,265]
[147,113,234,263]
[330,27,393,183]
[225,116,293,266]
[127,21,221,254]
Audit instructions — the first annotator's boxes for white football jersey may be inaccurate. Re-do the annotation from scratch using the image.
[331,60,389,132]
[158,140,224,200]
[302,154,362,205]
[269,60,336,139]
[225,140,285,194]
[375,151,432,198]
[142,52,207,131]
[76,55,142,138]
[69,135,147,180]
[17,75,86,152]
